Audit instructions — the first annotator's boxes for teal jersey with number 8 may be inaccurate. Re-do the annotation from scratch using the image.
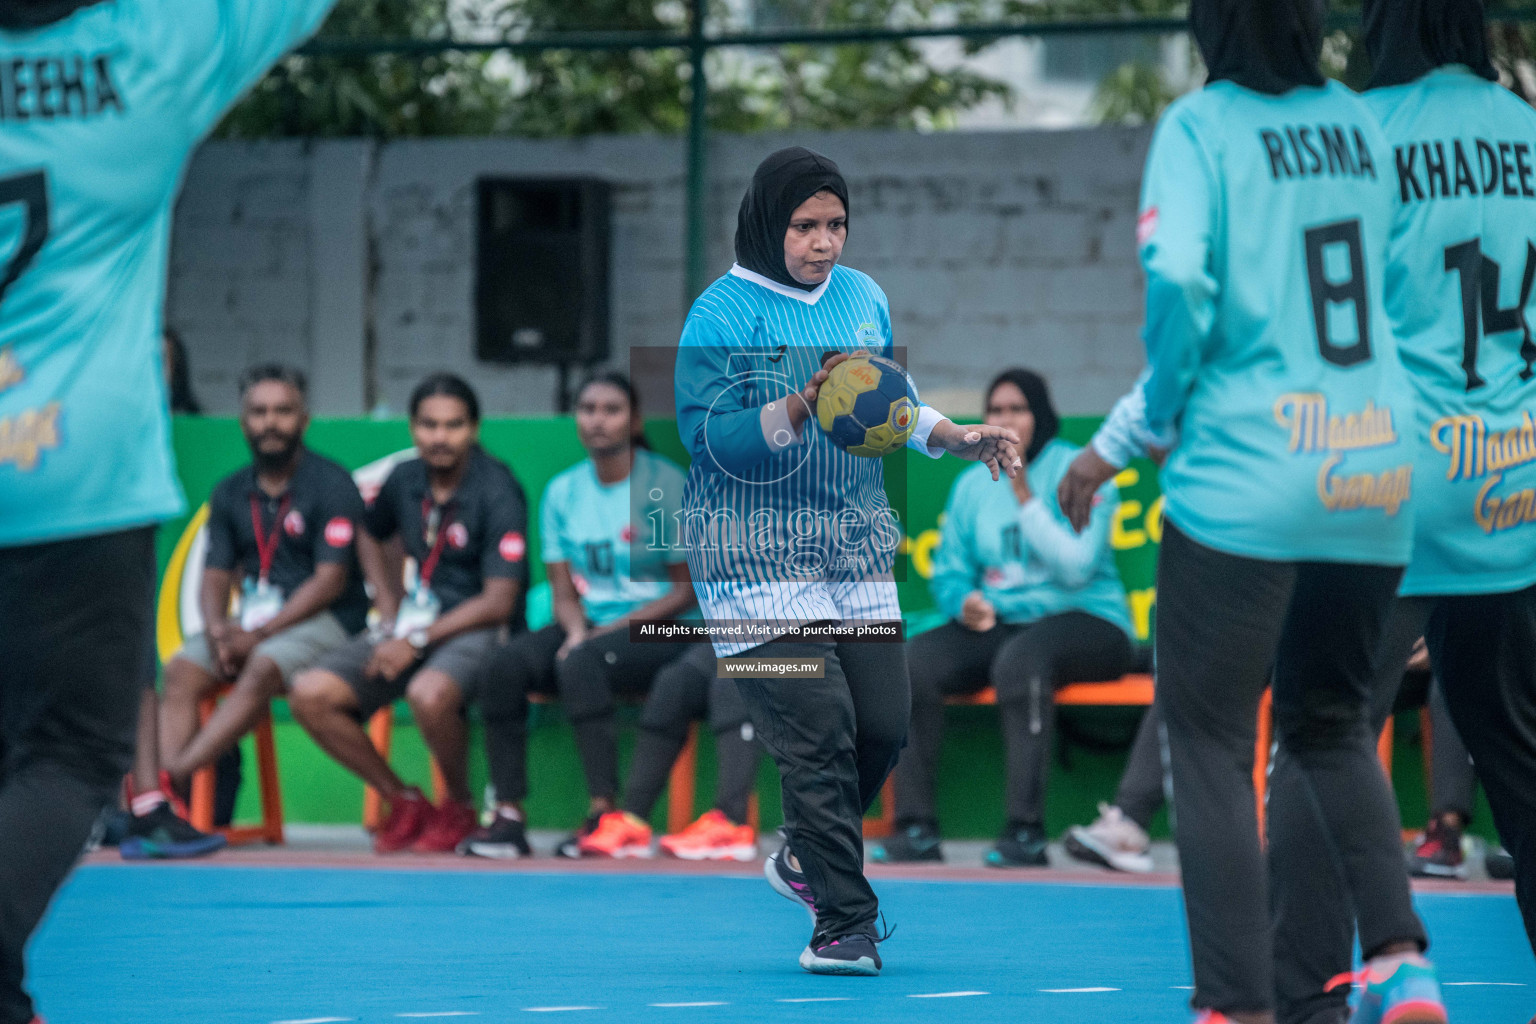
[1138,80,1417,565]
[0,0,336,548]
[1365,67,1536,596]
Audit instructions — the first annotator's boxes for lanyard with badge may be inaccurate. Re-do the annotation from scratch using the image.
[395,497,451,639]
[241,494,290,631]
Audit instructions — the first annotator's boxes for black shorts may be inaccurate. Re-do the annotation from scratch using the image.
[0,527,156,788]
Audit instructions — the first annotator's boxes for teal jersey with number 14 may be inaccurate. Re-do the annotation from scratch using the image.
[1137,80,1417,566]
[1366,67,1536,596]
[0,0,336,548]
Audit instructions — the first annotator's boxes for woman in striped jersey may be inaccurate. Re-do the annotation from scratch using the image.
[674,147,1022,976]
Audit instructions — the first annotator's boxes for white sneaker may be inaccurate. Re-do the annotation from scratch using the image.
[1063,803,1154,873]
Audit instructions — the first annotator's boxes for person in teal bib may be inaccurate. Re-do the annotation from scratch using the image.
[872,369,1136,868]
[0,3,337,1022]
[1267,4,1536,1022]
[1069,2,1442,1022]
[470,373,698,859]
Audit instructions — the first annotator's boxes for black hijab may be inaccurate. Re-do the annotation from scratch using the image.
[1191,0,1327,96]
[986,368,1059,463]
[1363,0,1497,89]
[734,147,850,292]
[0,0,103,29]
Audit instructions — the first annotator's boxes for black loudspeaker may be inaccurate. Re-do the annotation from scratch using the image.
[475,178,610,365]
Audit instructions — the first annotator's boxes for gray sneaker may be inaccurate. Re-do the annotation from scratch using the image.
[764,845,817,921]
[799,932,881,976]
[1064,803,1154,873]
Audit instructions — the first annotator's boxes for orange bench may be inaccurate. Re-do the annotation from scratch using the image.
[190,679,1411,847]
[862,674,1399,841]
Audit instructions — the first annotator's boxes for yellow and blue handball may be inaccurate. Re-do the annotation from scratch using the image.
[816,355,918,458]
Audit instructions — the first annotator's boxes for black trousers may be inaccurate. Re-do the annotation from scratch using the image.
[1114,697,1168,831]
[732,636,910,941]
[478,623,688,803]
[1276,585,1536,1024]
[895,614,1134,828]
[1156,522,1425,1016]
[0,528,154,1024]
[621,643,760,826]
[1269,595,1429,1024]
[1427,584,1536,950]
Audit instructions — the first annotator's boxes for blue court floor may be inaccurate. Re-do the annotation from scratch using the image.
[29,863,1534,1024]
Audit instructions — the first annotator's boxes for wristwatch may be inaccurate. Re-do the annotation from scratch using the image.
[406,629,430,655]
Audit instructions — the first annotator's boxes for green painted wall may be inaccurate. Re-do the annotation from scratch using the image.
[165,416,1465,840]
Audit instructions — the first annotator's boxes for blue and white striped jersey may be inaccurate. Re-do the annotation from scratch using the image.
[0,0,336,547]
[675,262,945,655]
[1137,80,1417,565]
[1366,67,1536,596]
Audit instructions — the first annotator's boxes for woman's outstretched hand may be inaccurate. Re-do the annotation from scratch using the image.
[930,420,1023,481]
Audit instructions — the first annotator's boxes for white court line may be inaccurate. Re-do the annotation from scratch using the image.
[1171,986,1195,990]
[777,997,854,1003]
[1039,987,1121,993]
[1444,982,1527,986]
[908,991,990,998]
[522,1009,603,1013]
[649,1003,729,1008]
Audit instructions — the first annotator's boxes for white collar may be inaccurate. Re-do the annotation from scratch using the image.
[728,263,831,305]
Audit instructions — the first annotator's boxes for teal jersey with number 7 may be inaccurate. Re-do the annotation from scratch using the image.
[1137,79,1417,565]
[0,0,336,548]
[1365,67,1536,596]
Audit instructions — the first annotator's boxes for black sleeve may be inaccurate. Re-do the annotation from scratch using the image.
[365,466,402,541]
[314,469,367,566]
[203,479,240,572]
[480,474,530,585]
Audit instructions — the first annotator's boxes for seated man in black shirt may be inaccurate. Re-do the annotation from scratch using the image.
[291,373,529,855]
[149,366,378,854]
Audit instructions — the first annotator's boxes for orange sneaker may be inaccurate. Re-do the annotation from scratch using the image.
[659,809,757,862]
[577,811,654,858]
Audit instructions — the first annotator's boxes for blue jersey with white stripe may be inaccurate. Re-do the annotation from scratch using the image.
[677,264,906,589]
[1365,67,1536,596]
[539,449,689,626]
[1138,80,1417,565]
[676,263,944,651]
[0,0,336,547]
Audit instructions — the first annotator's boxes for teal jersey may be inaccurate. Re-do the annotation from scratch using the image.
[1365,67,1536,596]
[928,439,1134,639]
[0,0,336,547]
[539,448,690,626]
[1138,81,1417,565]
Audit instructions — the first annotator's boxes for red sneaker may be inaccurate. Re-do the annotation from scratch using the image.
[578,811,654,858]
[411,802,479,853]
[157,770,192,820]
[374,788,431,853]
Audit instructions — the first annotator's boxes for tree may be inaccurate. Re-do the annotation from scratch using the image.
[218,1,519,137]
[220,0,1013,138]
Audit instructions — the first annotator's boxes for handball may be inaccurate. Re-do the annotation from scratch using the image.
[815,355,918,458]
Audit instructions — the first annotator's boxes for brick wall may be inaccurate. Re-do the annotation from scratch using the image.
[167,126,1153,418]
